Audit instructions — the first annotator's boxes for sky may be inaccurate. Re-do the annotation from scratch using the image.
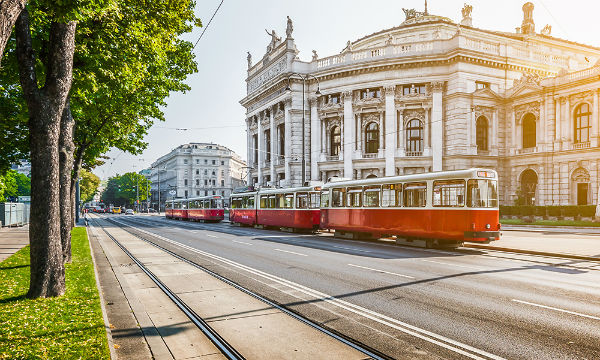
[92,0,600,180]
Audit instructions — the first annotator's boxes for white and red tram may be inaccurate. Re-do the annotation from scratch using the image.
[165,196,225,222]
[320,168,500,246]
[230,186,321,231]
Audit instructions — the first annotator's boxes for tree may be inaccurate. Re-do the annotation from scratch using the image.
[0,170,17,201]
[0,0,27,64]
[101,172,150,207]
[79,169,99,203]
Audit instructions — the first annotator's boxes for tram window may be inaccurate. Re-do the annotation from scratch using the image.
[467,179,498,208]
[247,196,255,208]
[296,192,309,209]
[331,188,344,207]
[260,196,268,209]
[404,182,427,207]
[268,195,277,209]
[433,180,465,207]
[276,194,284,208]
[284,194,294,208]
[231,198,240,209]
[321,190,330,208]
[309,192,320,209]
[363,186,381,207]
[347,187,362,207]
[209,199,216,208]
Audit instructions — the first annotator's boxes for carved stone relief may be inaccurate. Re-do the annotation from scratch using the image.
[514,101,540,123]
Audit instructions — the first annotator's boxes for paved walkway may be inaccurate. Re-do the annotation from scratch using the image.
[466,228,600,261]
[0,226,29,263]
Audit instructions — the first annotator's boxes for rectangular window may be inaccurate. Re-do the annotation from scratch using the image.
[204,169,207,175]
[205,159,208,164]
[231,198,241,209]
[184,159,188,164]
[184,179,188,186]
[284,193,294,209]
[320,190,330,208]
[347,187,362,207]
[196,159,200,164]
[196,179,200,186]
[196,169,199,175]
[247,196,255,208]
[184,190,188,198]
[404,182,427,207]
[276,193,284,208]
[204,179,208,185]
[296,192,308,209]
[221,180,225,186]
[212,160,216,165]
[363,186,381,207]
[331,188,344,207]
[196,191,200,196]
[476,81,490,90]
[467,179,498,208]
[433,180,465,207]
[221,161,224,165]
[309,192,320,209]
[382,184,402,207]
[260,195,268,208]
[268,195,276,209]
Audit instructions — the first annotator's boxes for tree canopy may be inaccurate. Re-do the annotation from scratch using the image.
[101,172,150,207]
[79,169,99,203]
[0,169,31,201]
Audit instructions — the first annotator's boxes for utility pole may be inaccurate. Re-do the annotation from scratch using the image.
[136,175,139,212]
[157,169,161,215]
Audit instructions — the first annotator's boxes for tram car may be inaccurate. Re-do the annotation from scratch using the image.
[320,168,500,246]
[230,185,321,231]
[187,195,225,222]
[165,198,188,220]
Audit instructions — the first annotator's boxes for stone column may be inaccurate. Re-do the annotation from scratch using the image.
[270,107,276,184]
[246,119,252,169]
[431,82,443,171]
[321,118,326,155]
[378,110,385,157]
[356,113,362,153]
[468,107,474,154]
[384,86,396,176]
[397,109,405,156]
[310,97,320,181]
[510,108,517,153]
[257,113,264,186]
[538,99,545,149]
[492,109,498,156]
[555,97,561,142]
[423,107,431,156]
[343,91,354,178]
[592,90,599,147]
[563,97,570,143]
[284,100,291,184]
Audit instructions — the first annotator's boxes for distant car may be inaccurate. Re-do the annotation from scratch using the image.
[148,208,156,213]
[112,207,121,214]
[125,209,134,215]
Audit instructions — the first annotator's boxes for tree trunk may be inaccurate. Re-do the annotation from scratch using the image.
[15,9,76,298]
[59,100,74,263]
[0,0,27,64]
[70,146,85,226]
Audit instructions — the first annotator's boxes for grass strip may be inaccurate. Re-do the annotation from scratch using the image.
[501,218,600,227]
[0,227,109,359]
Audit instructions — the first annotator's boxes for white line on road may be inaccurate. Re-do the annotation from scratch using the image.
[348,264,415,279]
[232,240,253,246]
[274,249,308,257]
[113,219,504,360]
[206,234,218,238]
[421,259,481,270]
[330,245,372,253]
[512,299,600,321]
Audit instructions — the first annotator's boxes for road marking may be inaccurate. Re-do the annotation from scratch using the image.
[422,259,481,270]
[348,264,414,279]
[274,249,308,257]
[206,234,218,238]
[113,219,504,360]
[232,240,253,246]
[330,245,372,253]
[512,299,600,321]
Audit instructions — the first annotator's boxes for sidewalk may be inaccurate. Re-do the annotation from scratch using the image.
[465,228,600,261]
[0,225,29,263]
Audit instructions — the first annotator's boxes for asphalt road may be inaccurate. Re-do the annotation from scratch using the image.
[107,215,600,360]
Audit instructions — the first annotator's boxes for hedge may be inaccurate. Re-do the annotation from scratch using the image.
[500,205,598,218]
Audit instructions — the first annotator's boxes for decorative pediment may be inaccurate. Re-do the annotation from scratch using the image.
[403,109,426,122]
[507,72,544,98]
[514,101,540,123]
[473,105,494,119]
[472,87,501,100]
[571,167,590,183]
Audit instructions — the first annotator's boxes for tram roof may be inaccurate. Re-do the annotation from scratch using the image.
[172,195,223,202]
[321,168,497,189]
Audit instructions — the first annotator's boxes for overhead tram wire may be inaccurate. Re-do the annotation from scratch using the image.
[192,0,225,50]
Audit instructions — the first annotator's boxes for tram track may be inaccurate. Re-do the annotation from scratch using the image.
[93,215,389,360]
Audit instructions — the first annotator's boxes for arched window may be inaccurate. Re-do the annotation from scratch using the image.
[522,113,536,149]
[330,126,341,156]
[365,122,379,153]
[520,169,538,205]
[406,119,423,153]
[574,103,591,143]
[365,174,377,179]
[476,116,488,151]
[571,167,590,205]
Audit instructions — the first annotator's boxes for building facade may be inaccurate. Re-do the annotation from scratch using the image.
[149,143,246,209]
[240,2,600,206]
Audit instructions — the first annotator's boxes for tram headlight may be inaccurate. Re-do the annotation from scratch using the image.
[485,223,491,229]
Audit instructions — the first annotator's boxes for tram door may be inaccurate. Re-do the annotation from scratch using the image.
[577,183,588,205]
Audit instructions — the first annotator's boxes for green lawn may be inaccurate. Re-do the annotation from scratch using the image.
[501,218,600,227]
[0,227,109,359]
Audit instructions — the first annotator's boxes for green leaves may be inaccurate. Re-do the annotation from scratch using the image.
[79,169,99,203]
[101,172,150,206]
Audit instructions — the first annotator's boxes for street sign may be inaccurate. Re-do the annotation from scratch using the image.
[169,190,176,195]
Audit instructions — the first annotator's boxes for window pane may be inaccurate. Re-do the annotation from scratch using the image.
[260,196,267,208]
[332,188,344,207]
[347,187,362,207]
[309,192,321,209]
[404,182,427,207]
[320,191,330,208]
[433,180,465,207]
[363,186,380,207]
[467,179,498,208]
[296,192,308,209]
[284,194,294,208]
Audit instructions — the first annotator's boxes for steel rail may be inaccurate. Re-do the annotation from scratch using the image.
[105,216,389,360]
[94,218,245,360]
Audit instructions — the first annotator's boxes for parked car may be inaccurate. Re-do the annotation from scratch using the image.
[125,209,134,215]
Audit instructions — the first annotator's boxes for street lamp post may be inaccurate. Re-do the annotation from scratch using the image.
[285,73,321,186]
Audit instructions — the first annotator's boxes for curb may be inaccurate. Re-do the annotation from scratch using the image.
[501,225,600,233]
[464,243,600,262]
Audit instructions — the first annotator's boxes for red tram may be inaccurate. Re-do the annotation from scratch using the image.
[320,168,500,246]
[230,186,321,231]
[165,196,225,222]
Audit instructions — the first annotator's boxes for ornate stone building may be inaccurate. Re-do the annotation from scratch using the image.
[240,3,600,206]
[149,143,246,209]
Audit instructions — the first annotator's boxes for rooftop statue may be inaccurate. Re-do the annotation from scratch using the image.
[265,29,282,53]
[286,16,293,38]
[403,8,417,20]
[247,52,252,68]
[312,50,318,61]
[461,3,473,19]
